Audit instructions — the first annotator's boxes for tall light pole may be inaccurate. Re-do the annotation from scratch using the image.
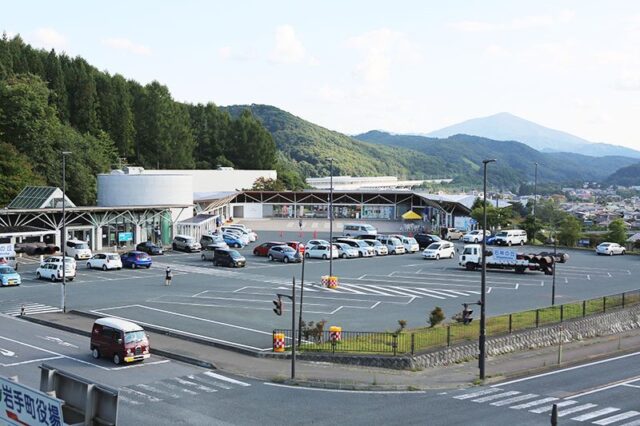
[61,151,72,313]
[533,162,538,244]
[480,159,496,380]
[328,158,334,278]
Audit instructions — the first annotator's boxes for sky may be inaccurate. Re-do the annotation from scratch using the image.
[3,1,640,149]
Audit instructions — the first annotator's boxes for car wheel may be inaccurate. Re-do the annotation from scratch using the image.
[474,239,478,244]
[201,254,205,260]
[450,252,455,259]
[50,275,57,282]
[436,254,440,260]
[253,250,259,256]
[341,254,346,259]
[322,254,327,260]
[113,354,121,365]
[87,262,92,269]
[268,255,274,261]
[92,347,100,359]
[146,265,151,269]
[172,243,177,250]
[520,240,525,246]
[284,257,289,264]
[75,255,79,260]
[102,265,107,271]
[131,263,137,269]
[36,272,41,279]
[622,250,626,255]
[305,253,310,258]
[391,250,396,255]
[214,261,219,267]
[358,252,363,258]
[507,241,512,247]
[609,251,613,256]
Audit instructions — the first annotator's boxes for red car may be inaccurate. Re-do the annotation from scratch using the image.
[286,241,305,254]
[253,242,286,257]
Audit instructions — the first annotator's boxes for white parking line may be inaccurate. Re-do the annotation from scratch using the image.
[1,356,63,367]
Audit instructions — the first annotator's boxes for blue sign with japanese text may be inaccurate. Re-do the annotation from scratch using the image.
[0,375,64,426]
[118,232,133,242]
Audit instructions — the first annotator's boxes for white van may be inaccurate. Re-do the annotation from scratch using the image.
[65,239,92,260]
[494,229,528,246]
[342,223,378,237]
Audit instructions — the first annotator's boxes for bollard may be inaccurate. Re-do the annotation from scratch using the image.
[20,305,25,316]
[551,404,558,425]
[273,333,285,352]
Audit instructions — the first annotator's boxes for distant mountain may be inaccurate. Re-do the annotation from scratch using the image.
[224,104,448,179]
[355,131,639,187]
[426,112,640,159]
[604,162,640,186]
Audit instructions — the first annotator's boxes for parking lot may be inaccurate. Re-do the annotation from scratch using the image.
[4,227,640,352]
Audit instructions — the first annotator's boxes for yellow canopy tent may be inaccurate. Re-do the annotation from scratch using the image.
[401,210,422,220]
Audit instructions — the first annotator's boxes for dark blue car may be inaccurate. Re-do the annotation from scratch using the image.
[121,251,152,269]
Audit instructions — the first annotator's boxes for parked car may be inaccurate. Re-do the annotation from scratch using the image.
[376,236,406,255]
[200,235,228,251]
[267,245,302,263]
[41,256,77,271]
[223,233,246,248]
[462,230,491,244]
[335,238,375,257]
[0,266,21,286]
[414,234,441,249]
[305,244,339,259]
[224,225,258,242]
[443,228,464,240]
[334,242,359,259]
[221,227,251,244]
[342,223,378,237]
[172,235,202,252]
[286,241,305,255]
[120,251,152,269]
[397,236,419,253]
[422,241,456,260]
[486,235,497,245]
[596,242,626,256]
[213,248,246,267]
[91,317,150,365]
[362,239,388,255]
[36,263,75,282]
[136,241,164,255]
[64,239,92,260]
[494,229,528,246]
[306,239,330,250]
[86,253,123,270]
[253,241,285,256]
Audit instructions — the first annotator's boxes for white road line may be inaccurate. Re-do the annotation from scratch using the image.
[117,394,142,405]
[136,383,180,399]
[472,391,520,403]
[203,371,251,387]
[120,388,162,403]
[1,356,62,367]
[335,283,390,296]
[617,418,640,426]
[157,381,198,395]
[623,383,640,389]
[490,393,539,406]
[111,360,171,370]
[509,397,558,409]
[173,377,217,392]
[436,289,472,296]
[453,388,502,400]
[188,375,231,390]
[594,411,640,425]
[411,288,461,298]
[528,400,578,414]
[367,285,420,297]
[395,287,445,299]
[587,275,591,280]
[263,382,425,394]
[331,284,367,295]
[571,407,620,422]
[557,403,599,417]
[494,350,640,387]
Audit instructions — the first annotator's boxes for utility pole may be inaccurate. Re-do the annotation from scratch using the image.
[328,158,334,278]
[61,151,72,313]
[480,159,496,380]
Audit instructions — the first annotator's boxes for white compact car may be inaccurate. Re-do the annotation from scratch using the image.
[65,239,92,260]
[86,253,123,270]
[595,242,626,256]
[462,230,491,243]
[305,244,339,259]
[334,243,358,259]
[306,239,329,250]
[36,263,76,282]
[401,236,420,253]
[422,241,456,260]
[363,239,388,256]
[41,256,77,271]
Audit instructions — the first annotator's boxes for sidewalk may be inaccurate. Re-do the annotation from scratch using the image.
[19,312,640,390]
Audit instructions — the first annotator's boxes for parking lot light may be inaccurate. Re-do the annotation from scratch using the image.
[61,151,72,313]
[480,158,496,381]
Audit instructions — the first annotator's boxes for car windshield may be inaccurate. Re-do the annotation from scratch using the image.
[0,266,16,274]
[107,255,119,260]
[230,250,243,258]
[407,238,417,244]
[600,243,610,247]
[496,231,508,237]
[363,225,375,231]
[124,330,146,343]
[74,243,89,249]
[355,241,368,247]
[282,247,296,253]
[427,243,441,250]
[136,253,149,259]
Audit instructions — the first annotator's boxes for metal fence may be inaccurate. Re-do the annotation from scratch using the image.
[274,289,640,356]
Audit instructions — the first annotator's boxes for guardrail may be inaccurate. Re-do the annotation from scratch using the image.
[274,289,640,356]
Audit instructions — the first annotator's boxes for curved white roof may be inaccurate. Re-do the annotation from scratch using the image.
[95,317,144,332]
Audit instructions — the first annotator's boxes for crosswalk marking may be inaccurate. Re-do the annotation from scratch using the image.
[121,387,162,403]
[490,393,539,406]
[136,383,180,399]
[571,407,620,422]
[509,397,558,409]
[454,388,502,400]
[618,418,640,426]
[594,411,640,425]
[152,380,197,395]
[392,287,445,299]
[557,403,598,417]
[203,371,251,387]
[1,302,62,317]
[472,391,521,403]
[173,377,217,393]
[529,399,578,413]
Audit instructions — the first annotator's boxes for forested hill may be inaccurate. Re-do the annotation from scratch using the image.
[355,131,639,187]
[604,162,640,186]
[0,34,280,206]
[224,104,448,180]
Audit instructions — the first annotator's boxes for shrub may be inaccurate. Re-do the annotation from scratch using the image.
[429,307,445,328]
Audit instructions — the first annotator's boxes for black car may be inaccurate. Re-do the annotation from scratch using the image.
[213,248,246,268]
[136,241,164,255]
[414,233,441,249]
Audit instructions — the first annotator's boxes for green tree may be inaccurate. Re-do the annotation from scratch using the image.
[0,141,45,206]
[44,49,69,122]
[250,177,285,191]
[227,109,276,169]
[607,218,628,245]
[557,216,582,247]
[66,58,99,134]
[108,74,135,158]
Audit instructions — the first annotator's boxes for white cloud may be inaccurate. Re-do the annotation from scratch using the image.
[271,25,305,63]
[102,37,151,56]
[32,27,67,51]
[450,10,575,32]
[615,72,640,91]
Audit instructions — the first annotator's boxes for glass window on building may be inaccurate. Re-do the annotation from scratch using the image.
[362,205,394,219]
[272,205,296,218]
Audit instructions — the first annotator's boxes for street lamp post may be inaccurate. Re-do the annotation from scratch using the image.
[480,159,496,380]
[533,162,538,244]
[61,151,72,313]
[552,228,557,306]
[328,158,334,278]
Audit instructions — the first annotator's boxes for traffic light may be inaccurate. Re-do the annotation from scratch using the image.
[462,303,473,325]
[273,297,283,316]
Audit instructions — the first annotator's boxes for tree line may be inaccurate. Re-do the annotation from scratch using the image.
[0,34,286,206]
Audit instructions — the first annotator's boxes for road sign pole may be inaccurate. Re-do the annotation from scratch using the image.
[291,276,296,379]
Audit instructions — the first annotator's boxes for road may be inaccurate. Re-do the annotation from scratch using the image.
[2,227,639,352]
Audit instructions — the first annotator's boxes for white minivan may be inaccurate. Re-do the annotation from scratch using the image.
[494,229,528,246]
[65,239,92,260]
[342,223,378,237]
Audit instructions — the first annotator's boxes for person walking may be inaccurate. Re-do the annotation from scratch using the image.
[165,266,172,286]
[298,219,303,230]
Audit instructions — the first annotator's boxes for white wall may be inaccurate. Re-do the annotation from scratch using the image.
[141,169,277,192]
[236,203,263,218]
[97,174,193,207]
